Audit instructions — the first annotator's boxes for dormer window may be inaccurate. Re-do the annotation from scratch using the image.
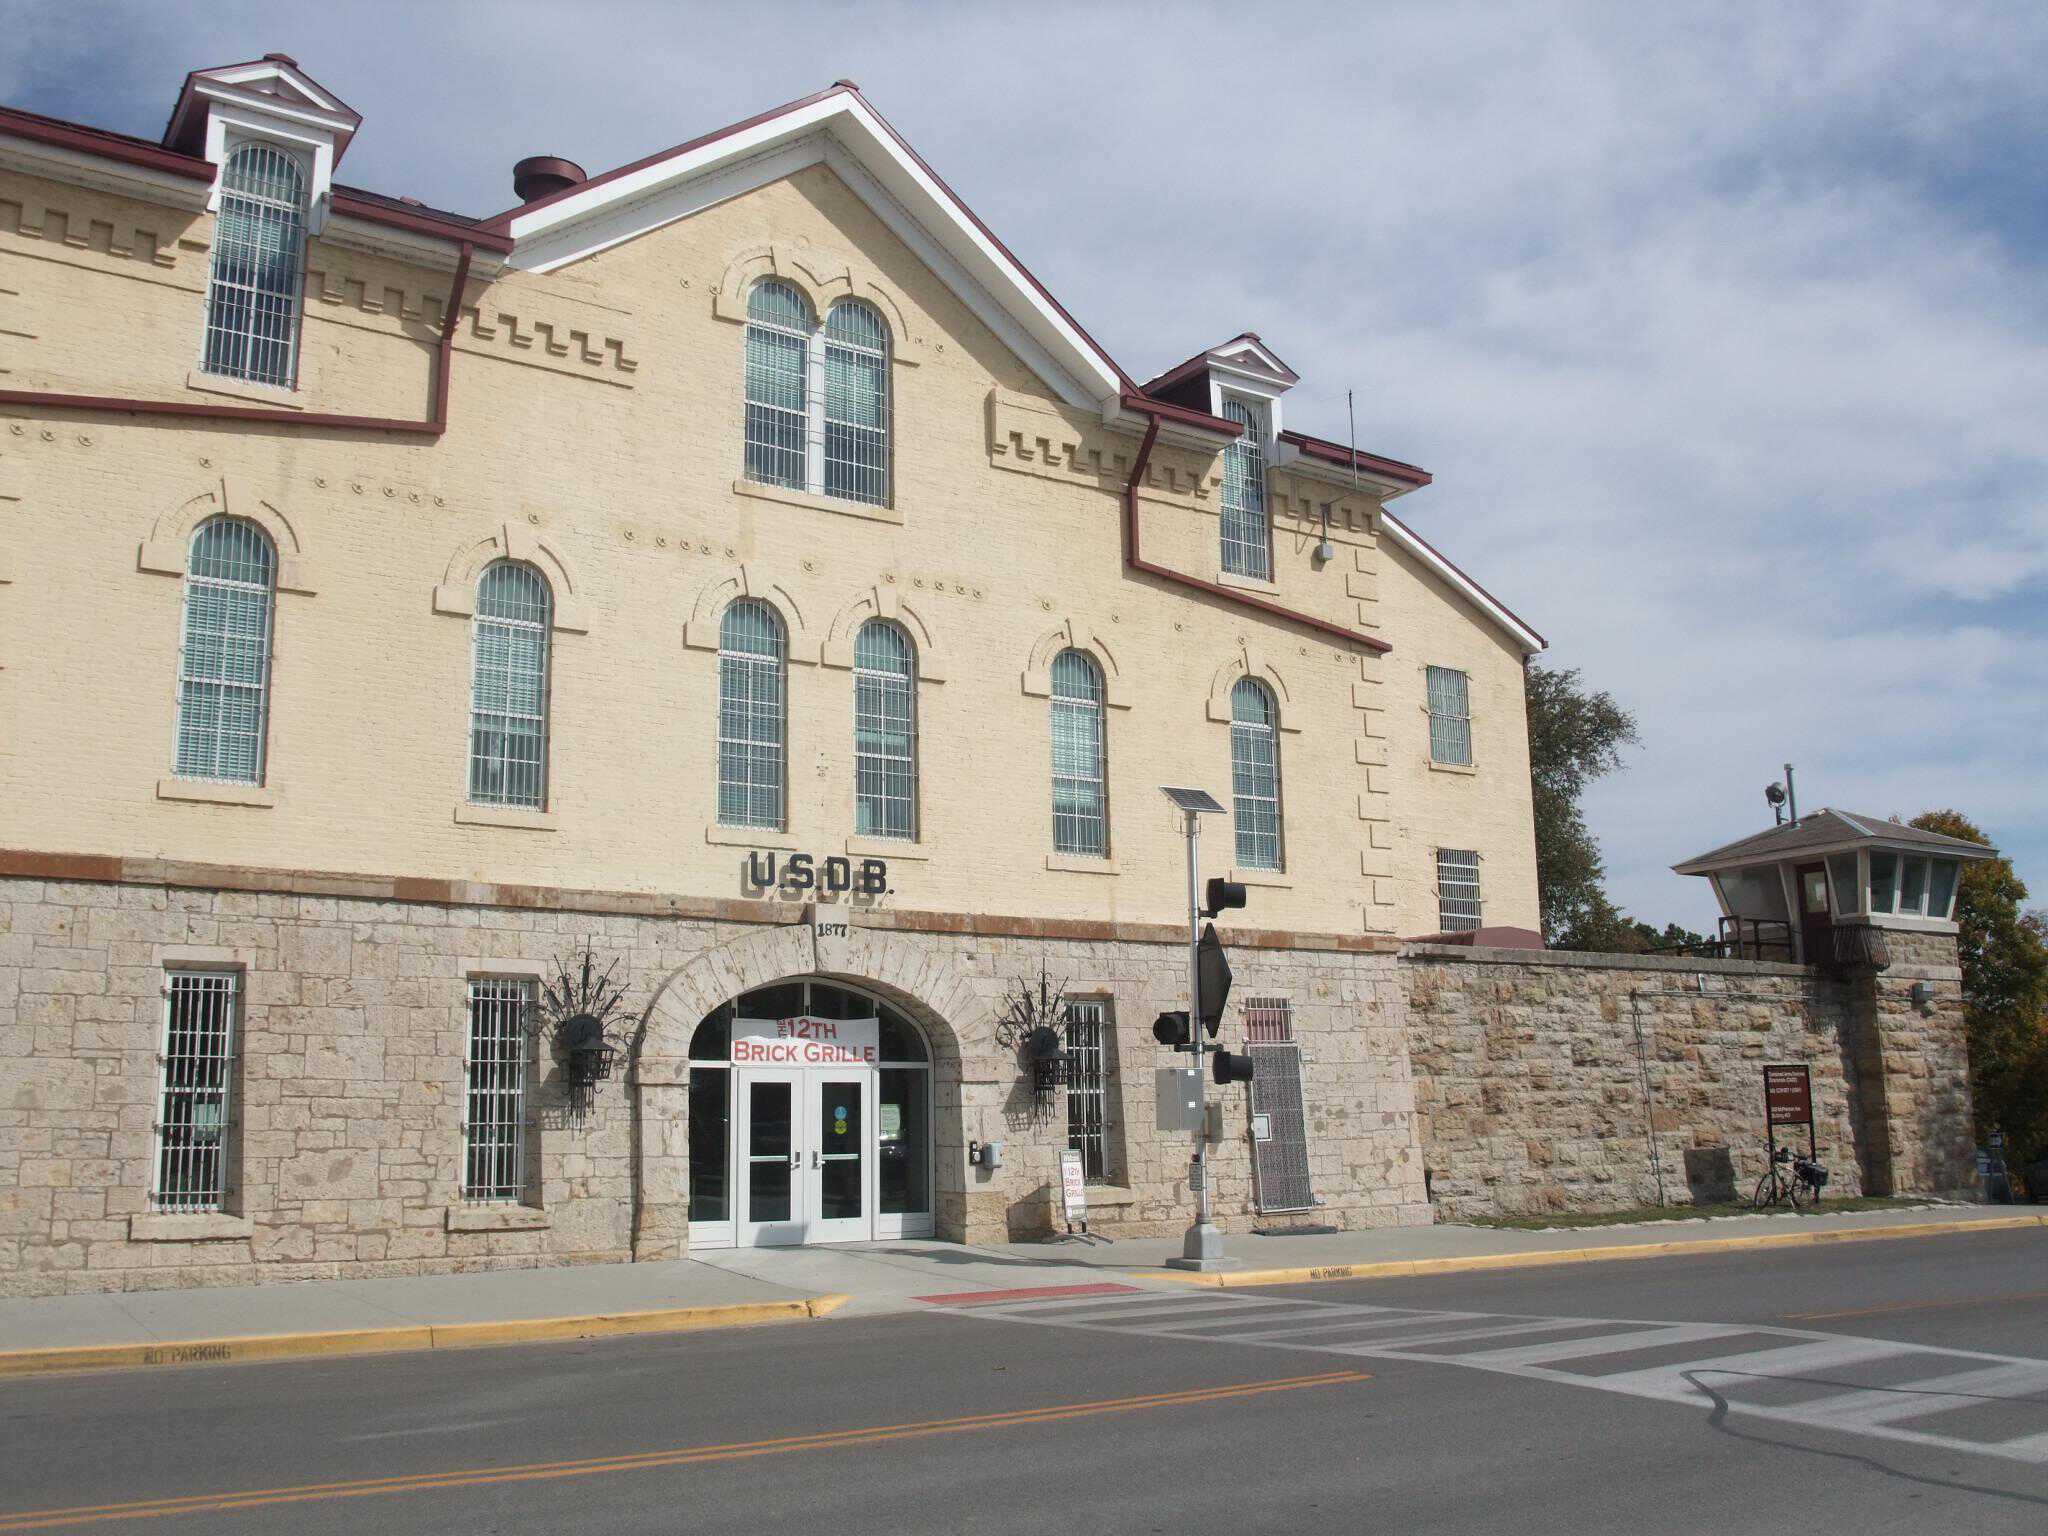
[1219,398,1271,580]
[201,142,309,387]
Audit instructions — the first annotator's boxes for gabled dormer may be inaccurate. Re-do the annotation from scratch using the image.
[162,53,361,234]
[1142,332,1298,439]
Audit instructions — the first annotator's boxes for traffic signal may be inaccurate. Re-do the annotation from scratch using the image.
[1196,924,1233,1037]
[1152,1011,1192,1049]
[1202,878,1248,918]
[1212,1050,1255,1085]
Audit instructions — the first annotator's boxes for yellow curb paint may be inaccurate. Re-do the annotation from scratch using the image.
[1141,1214,2048,1290]
[0,1296,842,1380]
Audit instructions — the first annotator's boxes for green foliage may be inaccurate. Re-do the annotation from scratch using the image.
[1526,663,1641,948]
[1910,810,2048,1172]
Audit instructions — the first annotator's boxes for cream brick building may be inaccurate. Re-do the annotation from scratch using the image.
[0,57,1559,1294]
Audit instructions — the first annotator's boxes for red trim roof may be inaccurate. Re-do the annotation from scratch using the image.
[1380,508,1545,649]
[0,104,214,181]
[1277,429,1431,487]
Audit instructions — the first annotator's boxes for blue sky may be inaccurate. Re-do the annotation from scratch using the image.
[6,2,2043,928]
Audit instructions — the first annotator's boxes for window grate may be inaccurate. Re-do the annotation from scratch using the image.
[718,599,788,830]
[469,562,551,809]
[1436,848,1482,932]
[854,620,917,840]
[1244,998,1313,1213]
[1219,399,1270,580]
[202,141,307,388]
[174,518,276,785]
[464,979,532,1202]
[823,301,890,506]
[1050,649,1107,856]
[744,279,811,491]
[153,972,238,1212]
[743,284,892,507]
[1426,665,1473,766]
[1230,678,1283,870]
[1063,1000,1112,1183]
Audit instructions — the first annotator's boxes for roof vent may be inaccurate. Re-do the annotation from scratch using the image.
[512,155,587,204]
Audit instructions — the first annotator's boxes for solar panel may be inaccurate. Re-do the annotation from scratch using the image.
[1160,785,1225,814]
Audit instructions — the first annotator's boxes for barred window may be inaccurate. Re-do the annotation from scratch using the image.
[1050,649,1107,856]
[1219,398,1271,580]
[1437,848,1482,931]
[174,517,276,785]
[1064,999,1113,1183]
[854,619,917,840]
[464,979,532,1202]
[153,971,238,1212]
[1427,665,1473,766]
[1230,677,1283,870]
[741,282,891,507]
[718,599,787,829]
[469,561,552,809]
[744,279,812,491]
[202,141,307,387]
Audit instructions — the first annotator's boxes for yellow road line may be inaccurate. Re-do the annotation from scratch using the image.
[0,1370,1370,1531]
[1784,1287,2048,1322]
[1146,1214,2048,1289]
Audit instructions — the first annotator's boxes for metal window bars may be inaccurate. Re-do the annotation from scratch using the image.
[1436,848,1483,931]
[174,518,276,785]
[1049,649,1107,856]
[1063,999,1111,1182]
[202,141,307,388]
[1243,997,1314,1213]
[1230,678,1283,870]
[718,599,788,830]
[152,971,238,1212]
[1426,665,1473,766]
[854,620,917,840]
[469,562,552,809]
[463,979,532,1202]
[741,283,892,507]
[1219,398,1271,580]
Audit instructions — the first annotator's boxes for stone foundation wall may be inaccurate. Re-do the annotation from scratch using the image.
[0,872,1429,1297]
[1401,945,1876,1220]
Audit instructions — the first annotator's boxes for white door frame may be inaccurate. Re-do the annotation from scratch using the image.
[736,1066,806,1246]
[803,1071,875,1245]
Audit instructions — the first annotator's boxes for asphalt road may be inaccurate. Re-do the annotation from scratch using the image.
[2,1229,2044,1534]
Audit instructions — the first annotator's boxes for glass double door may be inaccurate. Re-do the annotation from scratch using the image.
[735,1068,873,1246]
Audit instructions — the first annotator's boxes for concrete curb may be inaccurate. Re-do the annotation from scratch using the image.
[1145,1214,2048,1289]
[0,1292,852,1380]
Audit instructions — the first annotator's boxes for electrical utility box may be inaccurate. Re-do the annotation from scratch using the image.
[1156,1068,1203,1132]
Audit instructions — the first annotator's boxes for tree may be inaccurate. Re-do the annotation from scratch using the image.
[1910,810,2048,1173]
[1525,662,1641,948]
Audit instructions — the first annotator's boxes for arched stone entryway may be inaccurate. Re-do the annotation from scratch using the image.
[626,920,989,1258]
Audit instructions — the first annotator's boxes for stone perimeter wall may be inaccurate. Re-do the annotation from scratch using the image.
[0,873,1428,1298]
[1400,939,1974,1220]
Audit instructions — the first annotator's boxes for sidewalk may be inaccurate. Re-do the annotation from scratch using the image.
[3,1204,2039,1376]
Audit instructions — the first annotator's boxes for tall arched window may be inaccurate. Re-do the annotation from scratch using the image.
[742,282,892,507]
[1050,649,1107,856]
[202,142,308,388]
[174,517,277,785]
[744,279,812,490]
[1230,677,1283,870]
[718,598,787,830]
[823,300,889,505]
[854,619,917,840]
[469,562,552,809]
[1219,399,1270,580]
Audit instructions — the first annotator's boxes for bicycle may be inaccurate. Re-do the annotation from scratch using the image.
[1751,1146,1828,1210]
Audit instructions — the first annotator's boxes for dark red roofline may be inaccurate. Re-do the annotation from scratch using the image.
[1380,508,1545,649]
[0,103,214,181]
[331,190,513,253]
[1277,429,1431,487]
[1118,390,1239,438]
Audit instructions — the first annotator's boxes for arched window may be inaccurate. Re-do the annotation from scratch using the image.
[174,517,276,785]
[741,283,892,507]
[202,142,308,388]
[853,619,917,840]
[1230,677,1283,870]
[1050,649,1107,856]
[717,599,787,830]
[744,279,812,490]
[823,300,890,505]
[1219,398,1271,580]
[469,562,552,809]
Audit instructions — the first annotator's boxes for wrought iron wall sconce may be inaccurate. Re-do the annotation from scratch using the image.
[539,948,627,1113]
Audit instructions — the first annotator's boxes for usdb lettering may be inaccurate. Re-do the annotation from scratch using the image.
[746,853,890,896]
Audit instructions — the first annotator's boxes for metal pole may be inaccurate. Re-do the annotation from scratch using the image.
[1784,762,1798,823]
[1175,806,1224,1269]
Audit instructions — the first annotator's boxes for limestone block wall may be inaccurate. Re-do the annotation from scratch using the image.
[0,866,1430,1297]
[1859,925,1977,1198]
[1401,944,1881,1219]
